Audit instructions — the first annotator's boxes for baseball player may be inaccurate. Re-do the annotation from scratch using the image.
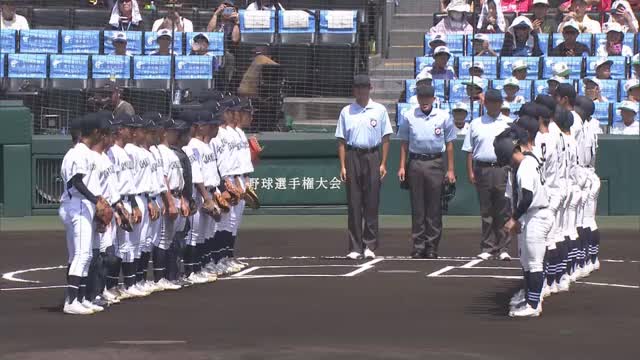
[151,117,189,290]
[495,124,553,318]
[182,110,217,284]
[59,113,110,314]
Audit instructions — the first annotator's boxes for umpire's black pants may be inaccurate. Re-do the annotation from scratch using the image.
[474,164,512,254]
[408,157,445,254]
[346,147,381,253]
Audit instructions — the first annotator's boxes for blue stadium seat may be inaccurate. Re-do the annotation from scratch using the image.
[19,29,59,54]
[594,33,635,54]
[593,101,611,127]
[103,31,143,55]
[612,102,638,124]
[61,30,100,54]
[577,79,620,102]
[1,30,17,54]
[533,79,551,97]
[424,34,464,56]
[144,32,184,55]
[133,55,172,88]
[6,53,48,91]
[315,10,359,96]
[415,56,433,75]
[457,56,498,79]
[551,33,593,55]
[91,55,132,88]
[448,79,488,103]
[491,79,533,102]
[174,55,214,96]
[404,79,446,103]
[49,54,89,88]
[542,56,583,79]
[275,10,317,97]
[499,57,541,79]
[186,32,225,57]
[465,33,505,55]
[585,56,628,79]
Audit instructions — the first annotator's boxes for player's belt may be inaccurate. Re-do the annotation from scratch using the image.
[409,152,442,161]
[170,189,181,197]
[475,161,501,168]
[347,145,379,154]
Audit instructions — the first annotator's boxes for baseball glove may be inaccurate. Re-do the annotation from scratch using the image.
[224,178,242,206]
[202,198,222,222]
[188,197,197,216]
[243,186,260,210]
[95,196,114,233]
[441,181,456,214]
[214,192,231,213]
[248,135,263,166]
[117,206,133,232]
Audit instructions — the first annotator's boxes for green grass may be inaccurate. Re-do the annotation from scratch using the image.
[1,215,639,232]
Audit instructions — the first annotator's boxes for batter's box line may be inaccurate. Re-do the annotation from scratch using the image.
[231,258,385,278]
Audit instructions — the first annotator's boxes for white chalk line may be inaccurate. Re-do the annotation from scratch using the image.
[342,258,385,277]
[108,340,187,345]
[426,266,456,277]
[460,259,484,269]
[2,265,67,284]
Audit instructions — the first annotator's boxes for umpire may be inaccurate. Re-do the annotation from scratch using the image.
[461,89,513,261]
[335,74,393,260]
[397,85,456,259]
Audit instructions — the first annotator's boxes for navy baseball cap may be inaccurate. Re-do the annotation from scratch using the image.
[555,108,574,131]
[485,89,503,103]
[95,110,116,130]
[516,102,538,117]
[516,115,539,139]
[237,97,254,113]
[534,94,557,113]
[141,112,164,129]
[221,96,241,112]
[493,134,519,167]
[175,110,197,126]
[556,83,577,102]
[194,110,214,124]
[70,116,83,131]
[124,114,145,128]
[198,89,226,104]
[575,95,595,118]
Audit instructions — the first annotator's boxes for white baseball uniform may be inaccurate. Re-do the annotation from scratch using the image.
[214,126,239,234]
[183,138,205,247]
[231,126,254,235]
[534,126,564,248]
[190,137,220,243]
[580,118,600,231]
[561,133,580,240]
[59,142,101,278]
[125,143,151,260]
[156,143,186,250]
[107,143,136,262]
[93,151,120,253]
[146,145,166,253]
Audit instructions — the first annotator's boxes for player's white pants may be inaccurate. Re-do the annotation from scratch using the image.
[546,188,566,250]
[131,195,149,260]
[583,169,600,230]
[186,195,205,247]
[59,197,95,277]
[94,218,115,253]
[232,179,246,236]
[565,185,583,240]
[115,199,135,262]
[519,208,554,272]
[144,197,163,253]
[154,195,186,250]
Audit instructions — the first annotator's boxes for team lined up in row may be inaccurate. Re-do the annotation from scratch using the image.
[493,85,601,317]
[59,96,258,315]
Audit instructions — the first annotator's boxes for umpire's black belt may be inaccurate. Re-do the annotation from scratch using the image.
[409,152,442,161]
[475,161,501,168]
[347,145,379,154]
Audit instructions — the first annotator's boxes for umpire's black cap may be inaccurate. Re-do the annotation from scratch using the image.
[484,89,503,103]
[416,84,435,98]
[353,74,371,87]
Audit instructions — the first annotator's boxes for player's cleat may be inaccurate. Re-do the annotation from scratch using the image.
[63,300,94,315]
[211,263,227,276]
[498,252,511,261]
[115,286,134,300]
[93,296,110,308]
[155,278,182,290]
[199,270,218,282]
[81,299,104,312]
[558,275,571,292]
[509,304,541,318]
[138,281,156,294]
[541,284,551,299]
[570,267,582,282]
[584,261,594,276]
[549,281,559,294]
[133,283,152,296]
[122,285,148,298]
[102,289,121,304]
[477,252,492,260]
[509,289,525,307]
[593,258,600,270]
[364,248,376,259]
[346,252,363,260]
[187,272,208,284]
[230,258,247,269]
[172,278,191,288]
[235,258,249,267]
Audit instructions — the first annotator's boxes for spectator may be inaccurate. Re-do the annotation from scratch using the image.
[430,1,473,35]
[149,29,175,55]
[501,16,543,57]
[152,1,193,32]
[559,0,612,12]
[583,77,609,102]
[189,33,214,56]
[552,62,571,78]
[606,0,639,33]
[425,34,447,56]
[208,1,240,92]
[478,0,506,33]
[462,76,486,104]
[503,77,526,105]
[440,0,473,11]
[550,20,591,56]
[501,0,533,12]
[452,102,470,135]
[611,101,640,134]
[500,102,512,118]
[422,46,457,80]
[511,60,529,80]
[0,0,29,30]
[472,34,498,56]
[557,0,602,33]
[594,58,613,79]
[469,62,485,78]
[108,0,143,31]
[238,46,279,98]
[109,32,132,56]
[597,22,634,55]
[530,0,557,34]
[546,76,566,97]
[109,85,135,118]
[624,78,640,101]
[246,0,285,10]
[632,54,640,79]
